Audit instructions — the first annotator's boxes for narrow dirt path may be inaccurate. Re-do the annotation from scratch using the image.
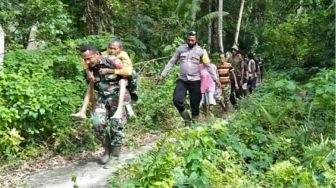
[0,133,159,188]
[23,142,156,188]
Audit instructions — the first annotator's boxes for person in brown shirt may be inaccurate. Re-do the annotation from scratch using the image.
[217,53,239,118]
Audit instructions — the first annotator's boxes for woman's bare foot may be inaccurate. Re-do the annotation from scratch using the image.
[70,112,87,119]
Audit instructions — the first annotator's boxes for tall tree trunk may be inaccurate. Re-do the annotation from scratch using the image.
[0,26,4,72]
[191,0,197,27]
[212,14,219,52]
[27,25,38,50]
[218,0,224,53]
[84,0,110,34]
[296,0,304,17]
[234,0,245,46]
[212,0,218,53]
[208,0,213,54]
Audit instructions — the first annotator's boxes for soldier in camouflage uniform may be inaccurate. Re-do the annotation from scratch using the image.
[80,45,132,165]
[229,44,247,108]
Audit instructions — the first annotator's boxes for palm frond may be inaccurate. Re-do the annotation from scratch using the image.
[191,0,203,16]
[175,0,189,15]
[130,36,147,50]
[176,0,203,18]
[195,11,230,26]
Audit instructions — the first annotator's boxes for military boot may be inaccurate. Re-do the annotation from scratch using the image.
[180,110,192,126]
[103,145,122,169]
[192,115,199,124]
[99,136,112,164]
[110,145,122,160]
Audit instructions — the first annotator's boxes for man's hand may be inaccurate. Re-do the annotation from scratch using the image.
[239,79,243,86]
[235,83,239,89]
[215,79,221,87]
[87,71,95,82]
[99,68,114,76]
[156,75,165,84]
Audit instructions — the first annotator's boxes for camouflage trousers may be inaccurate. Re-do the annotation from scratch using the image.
[92,95,128,146]
[218,84,231,104]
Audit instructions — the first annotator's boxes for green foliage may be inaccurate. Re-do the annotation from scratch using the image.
[305,69,335,111]
[162,37,184,56]
[0,51,82,159]
[129,70,179,130]
[0,0,72,47]
[1,0,189,61]
[0,128,24,159]
[301,137,336,186]
[109,69,335,187]
[265,160,316,187]
[195,11,230,27]
[78,0,186,60]
[71,175,79,188]
[133,36,183,77]
[256,0,334,72]
[28,0,72,40]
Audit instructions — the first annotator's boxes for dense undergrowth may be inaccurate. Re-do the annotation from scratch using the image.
[0,45,86,162]
[109,69,335,187]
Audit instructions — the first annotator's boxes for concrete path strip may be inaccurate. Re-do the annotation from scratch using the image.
[23,143,155,188]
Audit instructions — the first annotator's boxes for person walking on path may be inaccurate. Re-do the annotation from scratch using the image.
[199,63,218,118]
[158,31,220,126]
[71,40,135,119]
[229,44,247,108]
[256,55,265,84]
[70,41,117,119]
[217,53,239,119]
[247,52,257,93]
[79,45,132,166]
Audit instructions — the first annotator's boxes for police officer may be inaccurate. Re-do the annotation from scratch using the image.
[158,31,219,125]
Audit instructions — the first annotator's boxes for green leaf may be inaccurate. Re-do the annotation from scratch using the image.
[39,108,45,115]
[274,80,285,88]
[286,81,296,90]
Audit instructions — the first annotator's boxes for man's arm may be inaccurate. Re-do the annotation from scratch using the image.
[160,49,180,77]
[82,59,94,82]
[204,63,218,80]
[85,69,94,82]
[100,57,132,76]
[99,67,132,76]
[240,61,245,80]
[230,69,239,89]
[251,60,256,79]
